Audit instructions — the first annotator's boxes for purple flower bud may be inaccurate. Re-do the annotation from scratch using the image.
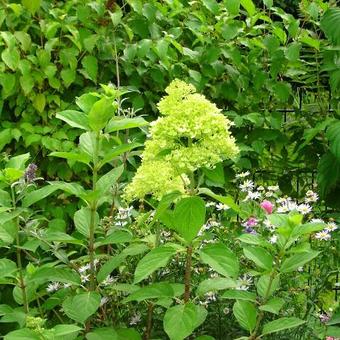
[24,163,38,182]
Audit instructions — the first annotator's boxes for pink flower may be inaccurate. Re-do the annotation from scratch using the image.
[260,200,273,214]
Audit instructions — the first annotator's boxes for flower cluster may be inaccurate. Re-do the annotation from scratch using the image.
[124,80,239,200]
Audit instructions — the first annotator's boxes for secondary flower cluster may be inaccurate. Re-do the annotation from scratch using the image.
[235,172,338,242]
[124,80,239,200]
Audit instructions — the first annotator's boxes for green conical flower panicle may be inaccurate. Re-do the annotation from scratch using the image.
[125,79,239,201]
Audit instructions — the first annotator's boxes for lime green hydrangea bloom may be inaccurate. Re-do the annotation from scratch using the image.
[124,79,239,201]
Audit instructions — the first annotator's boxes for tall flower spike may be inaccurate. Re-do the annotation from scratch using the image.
[124,80,239,201]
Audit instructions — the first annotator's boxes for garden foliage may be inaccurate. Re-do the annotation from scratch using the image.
[0,0,339,339]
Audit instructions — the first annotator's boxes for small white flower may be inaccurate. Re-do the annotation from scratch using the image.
[205,201,215,207]
[235,171,250,179]
[265,191,274,198]
[236,274,253,291]
[78,264,90,273]
[47,282,60,293]
[263,219,276,231]
[216,203,230,211]
[297,266,304,272]
[129,313,141,325]
[305,190,318,203]
[277,205,289,213]
[269,235,278,244]
[315,231,331,241]
[205,291,217,303]
[244,191,261,201]
[80,274,90,283]
[267,185,279,192]
[100,296,110,307]
[325,222,337,232]
[239,180,254,192]
[297,204,312,215]
[257,186,265,191]
[102,275,116,286]
[63,283,71,289]
[310,218,324,224]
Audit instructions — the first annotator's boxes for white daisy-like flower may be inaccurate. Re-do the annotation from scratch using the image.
[257,186,265,191]
[216,203,230,211]
[315,231,331,241]
[269,235,278,244]
[325,222,337,233]
[297,204,312,215]
[267,185,279,192]
[265,191,274,198]
[235,171,250,179]
[239,180,254,192]
[205,201,215,207]
[47,282,60,293]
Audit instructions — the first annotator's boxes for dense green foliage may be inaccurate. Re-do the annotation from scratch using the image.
[0,0,339,339]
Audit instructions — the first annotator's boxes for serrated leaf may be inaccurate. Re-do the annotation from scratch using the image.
[222,290,257,302]
[243,246,273,271]
[199,243,239,278]
[62,292,101,323]
[261,317,305,335]
[172,196,206,242]
[280,251,320,273]
[233,300,257,332]
[56,110,89,130]
[134,246,176,283]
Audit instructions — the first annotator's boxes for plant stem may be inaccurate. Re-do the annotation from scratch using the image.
[11,187,29,313]
[89,132,100,291]
[15,218,29,314]
[144,302,154,340]
[184,245,193,303]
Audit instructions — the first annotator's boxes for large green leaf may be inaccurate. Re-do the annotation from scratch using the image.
[261,317,305,336]
[197,278,237,295]
[62,292,101,323]
[326,120,340,159]
[74,207,99,237]
[233,300,257,332]
[86,328,118,340]
[172,196,206,243]
[56,110,89,130]
[222,290,257,302]
[317,151,340,198]
[243,246,273,271]
[49,152,91,165]
[163,302,207,340]
[134,246,177,283]
[4,329,40,340]
[199,243,239,278]
[96,165,124,195]
[280,251,320,273]
[321,8,340,46]
[97,254,126,283]
[259,297,285,314]
[22,185,59,207]
[105,117,148,133]
[88,97,117,131]
[123,282,174,302]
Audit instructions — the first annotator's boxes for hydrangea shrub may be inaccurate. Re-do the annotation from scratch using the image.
[125,79,239,200]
